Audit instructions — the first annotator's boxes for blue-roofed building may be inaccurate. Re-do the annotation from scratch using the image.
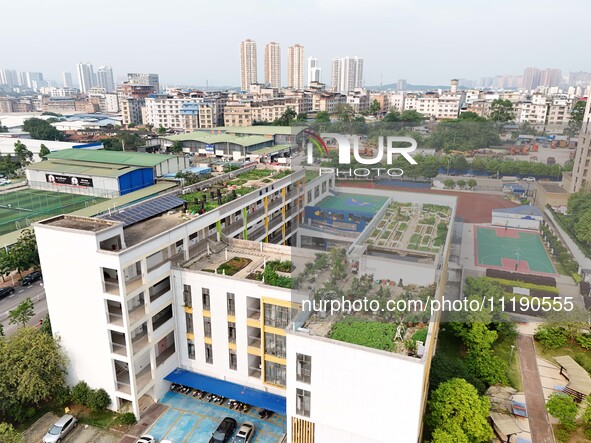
[492,205,543,229]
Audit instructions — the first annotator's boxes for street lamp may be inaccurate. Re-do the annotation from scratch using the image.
[509,344,516,365]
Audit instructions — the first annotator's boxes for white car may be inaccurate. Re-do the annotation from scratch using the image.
[136,436,156,443]
[235,421,255,442]
[523,177,536,182]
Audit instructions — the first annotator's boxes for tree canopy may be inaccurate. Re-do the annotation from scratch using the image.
[489,99,515,122]
[428,118,501,152]
[546,393,579,431]
[13,141,33,168]
[39,143,51,158]
[0,327,68,422]
[22,118,64,141]
[9,298,35,327]
[427,378,493,443]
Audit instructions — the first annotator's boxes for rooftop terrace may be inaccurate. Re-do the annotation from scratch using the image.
[39,215,118,232]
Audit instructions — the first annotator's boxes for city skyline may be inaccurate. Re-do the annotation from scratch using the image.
[2,0,590,87]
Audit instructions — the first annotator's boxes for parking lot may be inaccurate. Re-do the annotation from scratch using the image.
[145,391,286,442]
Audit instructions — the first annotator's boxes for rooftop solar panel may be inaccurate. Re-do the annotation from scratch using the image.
[101,194,185,227]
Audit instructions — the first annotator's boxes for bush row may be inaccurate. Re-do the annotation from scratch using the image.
[485,268,556,287]
[71,381,111,412]
[485,277,558,293]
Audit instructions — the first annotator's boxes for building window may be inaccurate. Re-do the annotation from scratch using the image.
[227,292,235,316]
[202,288,210,310]
[296,354,312,384]
[187,340,195,360]
[203,318,212,338]
[264,304,293,329]
[183,284,192,307]
[229,350,238,370]
[296,388,311,417]
[205,344,213,364]
[264,332,286,358]
[228,322,236,343]
[185,312,193,335]
[265,361,286,386]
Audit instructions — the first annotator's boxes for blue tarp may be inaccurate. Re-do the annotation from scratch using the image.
[164,368,286,415]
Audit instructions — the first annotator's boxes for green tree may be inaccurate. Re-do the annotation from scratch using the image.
[467,178,477,189]
[334,103,355,122]
[315,111,330,122]
[368,99,381,116]
[458,111,486,122]
[296,112,308,122]
[427,378,493,443]
[399,110,426,122]
[456,179,466,189]
[431,423,469,443]
[0,120,8,133]
[9,229,39,277]
[86,388,111,412]
[443,179,455,189]
[574,210,591,245]
[273,107,297,126]
[0,327,68,422]
[566,99,587,134]
[0,423,23,443]
[9,298,34,327]
[145,123,154,132]
[38,143,51,158]
[71,380,91,405]
[157,126,167,135]
[546,393,578,431]
[22,118,64,141]
[489,99,515,122]
[169,140,183,154]
[40,314,52,336]
[13,140,33,168]
[383,109,402,122]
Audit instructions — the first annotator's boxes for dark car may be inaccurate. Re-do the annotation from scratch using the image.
[21,271,42,286]
[210,417,237,443]
[0,287,14,300]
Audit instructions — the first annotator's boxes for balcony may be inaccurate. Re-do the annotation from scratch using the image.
[107,302,124,327]
[152,305,173,333]
[156,342,176,367]
[131,326,149,355]
[128,302,146,326]
[124,275,143,295]
[136,365,153,393]
[149,277,171,303]
[110,331,127,357]
[222,218,245,236]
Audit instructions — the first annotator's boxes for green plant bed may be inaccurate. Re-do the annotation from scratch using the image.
[329,319,396,351]
[216,257,252,276]
[410,233,420,244]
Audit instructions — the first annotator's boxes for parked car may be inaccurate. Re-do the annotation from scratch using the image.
[464,173,475,177]
[0,178,11,185]
[136,436,156,443]
[21,271,42,286]
[43,414,77,443]
[0,286,14,300]
[210,417,237,443]
[523,177,536,182]
[235,422,255,443]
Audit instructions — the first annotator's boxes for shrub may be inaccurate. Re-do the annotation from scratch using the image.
[485,268,556,287]
[534,326,567,349]
[86,388,111,412]
[412,328,428,344]
[546,393,578,431]
[576,334,591,350]
[117,412,137,425]
[71,381,91,405]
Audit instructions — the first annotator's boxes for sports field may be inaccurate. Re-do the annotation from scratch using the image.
[316,193,388,215]
[475,226,556,274]
[0,189,105,236]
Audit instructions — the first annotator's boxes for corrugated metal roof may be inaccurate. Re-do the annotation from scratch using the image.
[27,160,143,178]
[210,126,305,135]
[167,132,273,147]
[46,149,177,167]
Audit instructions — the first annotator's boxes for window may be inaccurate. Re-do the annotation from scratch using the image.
[183,284,192,307]
[227,293,235,315]
[229,350,237,370]
[185,312,193,334]
[228,322,236,343]
[202,288,210,310]
[264,304,293,329]
[265,332,286,358]
[205,344,213,364]
[187,340,195,360]
[296,354,312,383]
[203,317,212,337]
[296,388,311,417]
[265,361,286,386]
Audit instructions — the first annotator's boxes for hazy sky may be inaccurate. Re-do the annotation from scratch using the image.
[2,0,590,87]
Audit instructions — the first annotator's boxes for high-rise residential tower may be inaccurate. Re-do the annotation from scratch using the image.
[97,66,115,93]
[77,62,94,93]
[287,44,304,90]
[331,56,364,94]
[240,39,258,90]
[62,72,73,88]
[307,57,321,86]
[264,42,281,89]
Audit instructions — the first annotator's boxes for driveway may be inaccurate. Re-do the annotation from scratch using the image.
[24,412,121,443]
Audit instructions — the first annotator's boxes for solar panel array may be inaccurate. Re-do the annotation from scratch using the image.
[101,194,185,227]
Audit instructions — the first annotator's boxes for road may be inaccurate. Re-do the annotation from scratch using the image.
[0,280,47,335]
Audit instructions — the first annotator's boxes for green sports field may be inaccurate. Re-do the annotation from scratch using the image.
[316,193,388,214]
[475,226,556,274]
[0,189,106,236]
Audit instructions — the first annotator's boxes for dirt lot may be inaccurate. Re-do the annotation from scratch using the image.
[24,412,121,443]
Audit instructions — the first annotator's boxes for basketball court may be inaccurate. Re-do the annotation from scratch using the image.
[474,226,556,274]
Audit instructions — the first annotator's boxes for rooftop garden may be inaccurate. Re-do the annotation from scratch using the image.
[180,167,293,215]
[248,259,294,288]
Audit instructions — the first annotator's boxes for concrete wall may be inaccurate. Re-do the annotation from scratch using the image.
[492,214,540,230]
[286,331,425,443]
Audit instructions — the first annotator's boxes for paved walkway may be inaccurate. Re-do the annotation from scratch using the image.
[517,334,555,443]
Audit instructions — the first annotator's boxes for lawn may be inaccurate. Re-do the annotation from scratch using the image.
[329,319,396,351]
[492,335,522,391]
[534,341,591,374]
